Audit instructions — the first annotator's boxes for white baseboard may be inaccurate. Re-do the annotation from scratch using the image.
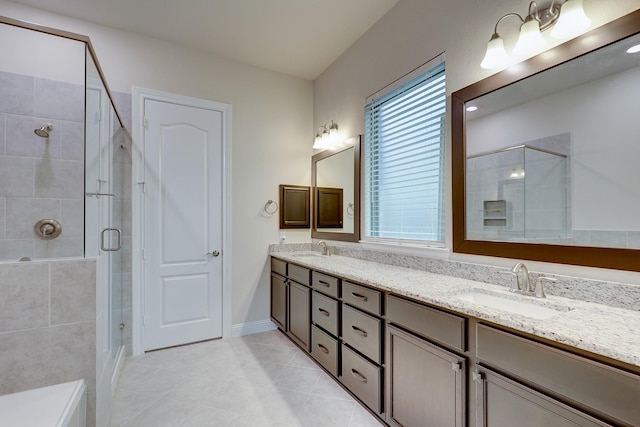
[231,319,277,337]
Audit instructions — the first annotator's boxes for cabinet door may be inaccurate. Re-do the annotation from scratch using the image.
[288,280,311,351]
[475,367,612,427]
[387,325,465,427]
[270,273,287,331]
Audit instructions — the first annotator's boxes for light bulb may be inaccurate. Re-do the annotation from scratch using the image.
[313,128,326,149]
[513,17,546,55]
[551,0,590,39]
[481,34,509,69]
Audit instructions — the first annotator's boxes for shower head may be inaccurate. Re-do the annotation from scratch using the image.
[34,123,53,138]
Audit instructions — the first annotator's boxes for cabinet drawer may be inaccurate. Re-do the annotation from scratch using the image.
[270,257,287,277]
[342,305,382,364]
[289,263,310,286]
[311,325,338,377]
[312,291,339,337]
[311,271,339,298]
[343,281,382,316]
[387,295,466,352]
[341,343,382,414]
[477,324,640,426]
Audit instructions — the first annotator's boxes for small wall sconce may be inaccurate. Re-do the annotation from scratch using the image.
[481,0,590,69]
[313,120,340,150]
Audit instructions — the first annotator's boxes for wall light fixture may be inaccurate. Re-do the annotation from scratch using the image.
[481,0,590,69]
[313,120,340,150]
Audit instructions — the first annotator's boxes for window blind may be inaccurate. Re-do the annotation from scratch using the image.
[364,61,446,243]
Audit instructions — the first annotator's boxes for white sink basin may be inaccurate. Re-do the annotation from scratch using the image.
[455,291,573,319]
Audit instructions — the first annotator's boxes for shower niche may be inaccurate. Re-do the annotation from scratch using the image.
[466,138,571,243]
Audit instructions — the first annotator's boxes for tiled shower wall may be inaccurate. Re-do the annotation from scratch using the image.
[0,70,85,261]
[0,258,98,426]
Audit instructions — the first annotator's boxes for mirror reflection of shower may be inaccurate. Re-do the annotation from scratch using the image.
[34,123,53,139]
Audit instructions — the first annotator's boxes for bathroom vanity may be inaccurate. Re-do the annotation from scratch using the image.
[270,252,640,427]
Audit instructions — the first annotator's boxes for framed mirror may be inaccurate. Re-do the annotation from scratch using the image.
[311,136,361,242]
[452,10,640,272]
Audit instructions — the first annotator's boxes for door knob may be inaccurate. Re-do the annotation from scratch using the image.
[207,250,220,257]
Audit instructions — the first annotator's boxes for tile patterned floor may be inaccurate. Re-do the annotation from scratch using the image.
[110,330,384,426]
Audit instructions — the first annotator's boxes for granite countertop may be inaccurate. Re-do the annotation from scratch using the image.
[271,251,640,369]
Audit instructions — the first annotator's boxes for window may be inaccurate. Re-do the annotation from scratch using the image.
[364,57,446,244]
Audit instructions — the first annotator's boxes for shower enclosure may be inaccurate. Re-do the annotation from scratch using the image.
[0,16,129,426]
[466,144,571,242]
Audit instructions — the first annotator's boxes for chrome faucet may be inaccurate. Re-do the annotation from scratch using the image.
[510,262,532,293]
[317,240,329,256]
[535,276,557,298]
[508,262,556,298]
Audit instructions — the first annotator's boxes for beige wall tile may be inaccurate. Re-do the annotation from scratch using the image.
[0,262,49,332]
[5,198,60,239]
[0,155,34,198]
[0,321,96,396]
[34,158,84,199]
[50,259,96,325]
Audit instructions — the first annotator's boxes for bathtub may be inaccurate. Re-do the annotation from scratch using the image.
[0,380,86,427]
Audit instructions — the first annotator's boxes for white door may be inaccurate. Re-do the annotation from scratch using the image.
[143,99,223,351]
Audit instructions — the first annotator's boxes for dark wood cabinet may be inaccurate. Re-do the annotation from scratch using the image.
[288,280,311,351]
[270,272,287,331]
[475,367,611,427]
[279,185,310,229]
[316,187,343,228]
[270,256,640,427]
[386,325,465,427]
[476,324,640,427]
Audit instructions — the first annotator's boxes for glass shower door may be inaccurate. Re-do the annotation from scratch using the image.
[85,53,123,379]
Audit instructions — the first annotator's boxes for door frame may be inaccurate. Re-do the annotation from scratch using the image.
[131,87,232,355]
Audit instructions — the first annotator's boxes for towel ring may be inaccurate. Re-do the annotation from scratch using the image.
[264,200,278,215]
[347,202,354,217]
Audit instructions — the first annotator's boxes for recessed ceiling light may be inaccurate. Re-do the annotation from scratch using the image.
[466,106,478,112]
[627,44,640,54]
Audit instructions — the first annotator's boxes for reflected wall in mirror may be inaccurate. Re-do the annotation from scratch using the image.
[452,10,640,271]
[312,136,361,242]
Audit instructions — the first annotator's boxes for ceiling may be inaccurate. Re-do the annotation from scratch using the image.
[10,0,400,80]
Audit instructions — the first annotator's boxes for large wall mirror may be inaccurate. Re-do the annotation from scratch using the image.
[312,136,361,242]
[452,10,640,272]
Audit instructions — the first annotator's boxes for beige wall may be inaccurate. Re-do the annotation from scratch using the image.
[314,0,640,283]
[0,0,314,327]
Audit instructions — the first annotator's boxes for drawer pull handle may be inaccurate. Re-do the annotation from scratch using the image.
[318,280,331,288]
[318,308,330,317]
[351,292,368,301]
[317,343,330,354]
[351,325,368,337]
[351,369,368,383]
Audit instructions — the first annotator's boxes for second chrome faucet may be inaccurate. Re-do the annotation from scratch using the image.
[317,240,329,256]
[508,262,556,298]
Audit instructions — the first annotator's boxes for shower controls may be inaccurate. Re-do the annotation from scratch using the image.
[34,219,62,240]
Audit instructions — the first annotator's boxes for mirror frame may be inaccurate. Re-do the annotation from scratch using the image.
[311,136,361,242]
[452,10,640,272]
